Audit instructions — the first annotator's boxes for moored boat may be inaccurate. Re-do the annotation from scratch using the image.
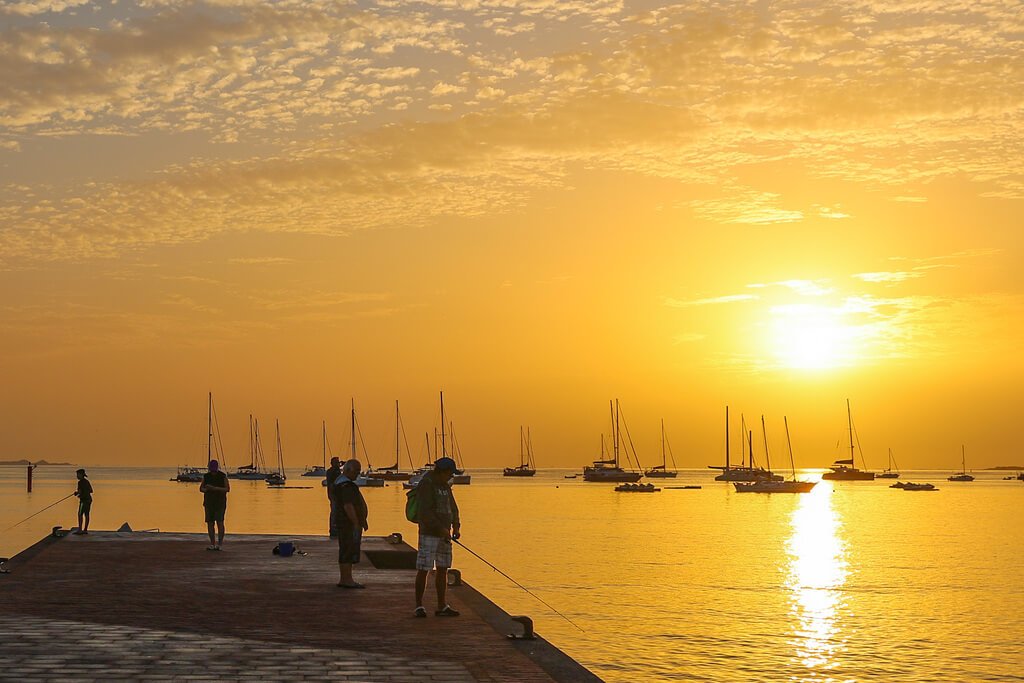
[877,448,900,479]
[947,445,975,482]
[733,416,816,494]
[583,400,642,483]
[503,426,537,477]
[821,400,875,481]
[710,408,782,482]
[644,419,678,478]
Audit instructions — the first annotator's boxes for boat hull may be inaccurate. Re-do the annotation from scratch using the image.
[876,472,900,479]
[821,469,875,481]
[734,480,817,493]
[503,468,536,477]
[713,468,783,482]
[583,467,642,483]
[644,470,678,478]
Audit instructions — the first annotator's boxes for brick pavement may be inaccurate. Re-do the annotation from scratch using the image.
[0,532,596,682]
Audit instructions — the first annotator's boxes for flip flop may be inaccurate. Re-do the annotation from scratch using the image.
[435,605,460,617]
[337,582,365,589]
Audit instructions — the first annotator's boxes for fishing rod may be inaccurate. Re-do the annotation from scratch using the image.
[3,493,76,532]
[452,539,586,633]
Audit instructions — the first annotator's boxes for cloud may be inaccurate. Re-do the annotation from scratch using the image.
[665,294,759,307]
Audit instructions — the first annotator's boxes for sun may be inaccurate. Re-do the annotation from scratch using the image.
[770,304,855,370]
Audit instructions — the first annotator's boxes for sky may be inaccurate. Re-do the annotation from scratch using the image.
[1,0,1022,470]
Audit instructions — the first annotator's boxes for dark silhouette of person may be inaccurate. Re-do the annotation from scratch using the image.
[413,457,461,617]
[200,459,230,550]
[73,469,93,535]
[325,456,342,538]
[333,459,368,588]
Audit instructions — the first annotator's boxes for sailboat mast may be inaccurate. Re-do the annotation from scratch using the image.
[962,444,966,474]
[614,399,621,468]
[350,399,356,460]
[207,392,213,464]
[527,427,534,468]
[520,426,525,468]
[395,400,400,468]
[661,418,666,468]
[249,414,254,468]
[322,420,327,469]
[847,398,854,463]
[761,415,771,474]
[440,391,447,458]
[784,416,796,480]
[725,406,730,471]
[275,419,283,474]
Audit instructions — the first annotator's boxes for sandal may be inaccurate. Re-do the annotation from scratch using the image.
[414,606,427,618]
[337,582,365,589]
[435,605,460,617]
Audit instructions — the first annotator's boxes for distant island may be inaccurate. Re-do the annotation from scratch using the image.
[0,459,76,466]
[985,466,1024,470]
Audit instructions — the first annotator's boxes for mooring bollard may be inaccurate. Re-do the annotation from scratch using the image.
[446,568,462,586]
[507,615,536,640]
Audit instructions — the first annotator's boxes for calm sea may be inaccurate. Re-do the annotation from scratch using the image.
[2,466,1022,682]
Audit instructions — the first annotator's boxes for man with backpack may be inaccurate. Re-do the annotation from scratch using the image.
[409,457,461,617]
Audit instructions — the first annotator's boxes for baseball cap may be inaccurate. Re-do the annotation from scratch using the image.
[433,457,460,473]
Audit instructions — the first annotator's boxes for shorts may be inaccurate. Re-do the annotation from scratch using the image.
[338,525,362,564]
[416,533,452,571]
[78,499,92,517]
[204,504,226,523]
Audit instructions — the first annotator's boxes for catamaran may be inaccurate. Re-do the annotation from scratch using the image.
[710,407,782,482]
[821,399,875,481]
[504,426,537,477]
[644,419,678,478]
[877,448,900,479]
[947,445,975,482]
[734,416,816,493]
[583,400,643,482]
[266,419,287,486]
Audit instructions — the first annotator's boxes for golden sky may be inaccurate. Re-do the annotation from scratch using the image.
[1,0,1022,469]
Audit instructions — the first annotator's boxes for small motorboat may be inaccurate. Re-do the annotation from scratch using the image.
[614,483,660,493]
[564,474,578,479]
[903,482,937,491]
[889,481,907,489]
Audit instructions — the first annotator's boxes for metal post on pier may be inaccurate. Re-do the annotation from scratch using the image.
[27,464,36,493]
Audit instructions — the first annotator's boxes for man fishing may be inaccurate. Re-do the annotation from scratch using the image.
[72,469,93,535]
[413,457,461,617]
[200,459,230,551]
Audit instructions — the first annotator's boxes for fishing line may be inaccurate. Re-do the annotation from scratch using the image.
[452,539,586,633]
[3,493,76,532]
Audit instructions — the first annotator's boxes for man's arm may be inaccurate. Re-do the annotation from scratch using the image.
[450,491,461,539]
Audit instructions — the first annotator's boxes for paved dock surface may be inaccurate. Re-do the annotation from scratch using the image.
[0,531,598,682]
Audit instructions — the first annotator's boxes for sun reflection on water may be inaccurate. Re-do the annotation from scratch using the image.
[787,484,848,674]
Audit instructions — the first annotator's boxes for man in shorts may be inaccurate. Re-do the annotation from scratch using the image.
[72,469,93,535]
[414,457,461,617]
[200,459,230,551]
[333,459,368,588]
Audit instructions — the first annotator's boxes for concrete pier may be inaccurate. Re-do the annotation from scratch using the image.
[0,530,600,682]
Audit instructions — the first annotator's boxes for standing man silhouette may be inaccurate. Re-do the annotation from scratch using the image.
[200,459,230,551]
[72,469,93,535]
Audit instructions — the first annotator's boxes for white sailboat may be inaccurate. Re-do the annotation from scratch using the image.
[821,399,875,481]
[348,399,385,487]
[301,420,329,477]
[266,419,287,486]
[710,407,781,482]
[504,426,537,477]
[230,415,269,480]
[366,400,415,481]
[174,392,219,483]
[644,419,678,478]
[947,445,975,482]
[583,400,643,482]
[734,416,816,493]
[877,448,900,479]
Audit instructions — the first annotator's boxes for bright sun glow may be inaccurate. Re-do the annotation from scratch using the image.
[771,304,855,370]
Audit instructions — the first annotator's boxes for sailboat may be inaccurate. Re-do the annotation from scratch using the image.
[301,421,328,477]
[367,400,415,481]
[644,419,678,478]
[174,392,218,483]
[821,399,875,481]
[347,399,385,487]
[734,416,816,493]
[504,426,537,477]
[877,448,900,479]
[435,392,471,485]
[947,445,975,482]
[710,407,782,482]
[266,419,287,486]
[583,400,643,482]
[230,415,269,480]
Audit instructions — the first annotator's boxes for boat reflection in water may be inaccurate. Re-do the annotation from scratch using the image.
[786,484,848,674]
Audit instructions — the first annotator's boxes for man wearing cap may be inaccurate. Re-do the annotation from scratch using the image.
[413,457,462,617]
[72,469,93,535]
[200,459,230,551]
[325,456,342,538]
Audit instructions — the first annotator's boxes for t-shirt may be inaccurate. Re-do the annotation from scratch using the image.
[202,471,228,507]
[334,478,367,527]
[77,479,93,502]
